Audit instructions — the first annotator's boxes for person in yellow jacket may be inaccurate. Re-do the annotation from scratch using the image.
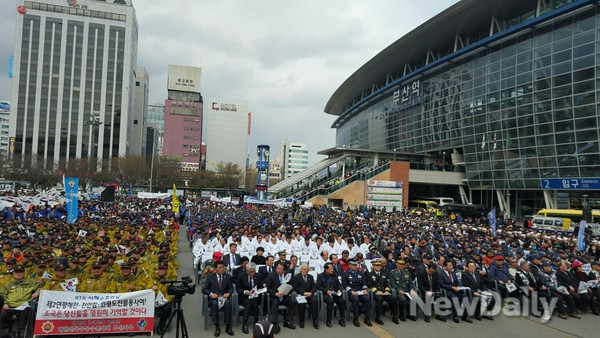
[79,262,110,293]
[0,265,40,334]
[150,262,174,334]
[0,259,16,288]
[42,264,69,291]
[108,264,141,293]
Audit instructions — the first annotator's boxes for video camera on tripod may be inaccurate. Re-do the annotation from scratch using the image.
[161,276,196,297]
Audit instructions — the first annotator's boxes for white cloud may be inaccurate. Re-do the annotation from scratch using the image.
[0,0,459,163]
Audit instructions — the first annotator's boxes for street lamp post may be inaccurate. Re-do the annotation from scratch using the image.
[86,116,103,173]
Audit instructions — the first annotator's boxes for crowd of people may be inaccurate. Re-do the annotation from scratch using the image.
[0,196,181,337]
[2,190,599,338]
[192,202,600,337]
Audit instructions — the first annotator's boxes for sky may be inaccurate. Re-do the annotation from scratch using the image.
[0,0,459,165]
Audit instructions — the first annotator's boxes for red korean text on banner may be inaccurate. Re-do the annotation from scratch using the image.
[34,289,155,336]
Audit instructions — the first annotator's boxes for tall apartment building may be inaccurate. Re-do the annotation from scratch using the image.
[0,102,10,161]
[9,0,138,169]
[205,97,250,182]
[162,65,202,171]
[281,141,309,179]
[131,67,149,156]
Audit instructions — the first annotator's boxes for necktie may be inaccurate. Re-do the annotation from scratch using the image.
[428,275,432,291]
[232,255,236,266]
[268,266,271,274]
[280,275,284,284]
[218,275,222,289]
[250,277,253,288]
[448,272,453,283]
[304,276,307,283]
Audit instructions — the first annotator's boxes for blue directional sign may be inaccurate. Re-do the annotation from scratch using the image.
[256,160,269,170]
[540,178,600,190]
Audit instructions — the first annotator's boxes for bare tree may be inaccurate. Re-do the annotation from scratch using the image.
[215,162,242,190]
[152,156,184,192]
[5,154,60,191]
[115,156,149,194]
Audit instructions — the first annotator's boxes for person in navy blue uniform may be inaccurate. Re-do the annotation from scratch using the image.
[290,263,319,329]
[203,260,234,337]
[365,260,399,325]
[342,260,372,327]
[316,262,346,327]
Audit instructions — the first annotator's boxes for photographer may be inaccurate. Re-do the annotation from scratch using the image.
[149,262,174,334]
[203,260,234,337]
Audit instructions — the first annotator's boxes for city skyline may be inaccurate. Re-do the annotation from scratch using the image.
[0,0,459,164]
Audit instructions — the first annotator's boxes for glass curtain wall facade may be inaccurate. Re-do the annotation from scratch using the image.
[335,4,600,191]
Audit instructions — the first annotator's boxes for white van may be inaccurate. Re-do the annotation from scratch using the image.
[531,216,573,232]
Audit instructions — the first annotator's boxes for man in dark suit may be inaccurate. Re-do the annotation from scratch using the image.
[316,262,346,327]
[258,255,275,282]
[236,262,263,334]
[202,260,234,337]
[416,262,440,322]
[290,263,319,329]
[266,262,297,333]
[232,256,249,282]
[556,261,592,313]
[223,243,242,272]
[415,253,433,275]
[462,261,494,320]
[438,260,472,323]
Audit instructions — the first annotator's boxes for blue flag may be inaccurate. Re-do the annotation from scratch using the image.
[577,221,587,251]
[65,177,79,224]
[488,208,497,237]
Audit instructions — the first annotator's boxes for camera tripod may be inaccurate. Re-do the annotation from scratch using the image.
[160,296,189,338]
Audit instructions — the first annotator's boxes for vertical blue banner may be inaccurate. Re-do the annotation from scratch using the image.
[577,221,587,252]
[65,177,79,224]
[488,208,497,237]
[8,55,13,79]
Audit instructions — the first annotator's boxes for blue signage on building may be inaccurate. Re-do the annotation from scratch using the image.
[256,160,269,170]
[65,177,79,224]
[540,178,600,190]
[8,56,13,79]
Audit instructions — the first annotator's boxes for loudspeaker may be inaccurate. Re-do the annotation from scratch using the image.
[100,186,115,202]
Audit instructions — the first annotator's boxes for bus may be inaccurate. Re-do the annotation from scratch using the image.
[441,203,487,218]
[535,209,600,223]
[421,196,455,206]
[409,200,439,212]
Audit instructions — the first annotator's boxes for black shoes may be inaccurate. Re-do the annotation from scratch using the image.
[463,317,473,323]
[214,326,221,337]
[273,323,281,334]
[424,316,430,323]
[283,321,296,329]
[408,316,417,321]
[225,326,234,336]
[299,321,304,328]
[392,316,399,324]
[436,315,447,322]
[364,318,373,326]
[326,320,332,327]
[242,323,249,334]
[313,321,320,329]
[374,317,384,325]
[339,319,346,327]
[453,317,460,323]
[353,318,360,327]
